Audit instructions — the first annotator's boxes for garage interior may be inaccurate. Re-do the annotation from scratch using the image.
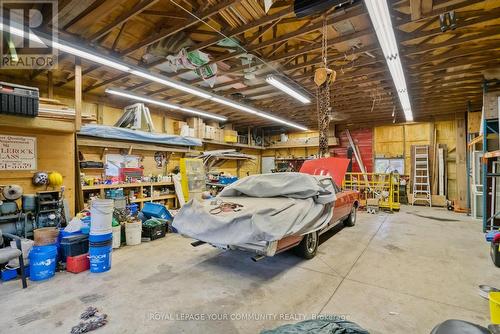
[0,0,499,333]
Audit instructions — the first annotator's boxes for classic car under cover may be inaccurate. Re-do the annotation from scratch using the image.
[172,172,336,245]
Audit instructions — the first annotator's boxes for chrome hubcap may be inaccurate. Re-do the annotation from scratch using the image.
[351,208,356,223]
[306,233,317,253]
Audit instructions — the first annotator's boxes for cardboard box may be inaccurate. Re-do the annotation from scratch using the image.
[173,120,187,135]
[203,125,216,140]
[214,128,223,142]
[224,129,238,143]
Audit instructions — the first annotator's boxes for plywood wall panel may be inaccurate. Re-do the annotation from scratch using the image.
[0,127,76,215]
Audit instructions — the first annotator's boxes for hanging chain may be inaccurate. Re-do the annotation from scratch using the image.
[317,16,331,158]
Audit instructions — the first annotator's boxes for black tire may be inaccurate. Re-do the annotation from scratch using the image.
[343,206,357,227]
[294,231,318,259]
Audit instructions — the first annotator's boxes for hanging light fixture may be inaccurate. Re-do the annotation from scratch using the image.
[0,21,309,130]
[106,88,227,121]
[364,0,414,122]
[266,75,312,104]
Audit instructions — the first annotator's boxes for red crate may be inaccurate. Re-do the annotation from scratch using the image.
[67,253,90,273]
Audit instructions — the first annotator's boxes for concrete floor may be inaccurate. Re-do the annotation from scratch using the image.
[1,206,498,333]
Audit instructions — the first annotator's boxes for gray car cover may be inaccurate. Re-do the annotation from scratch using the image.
[172,173,336,245]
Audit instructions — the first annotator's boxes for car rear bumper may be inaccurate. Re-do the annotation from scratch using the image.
[210,240,279,257]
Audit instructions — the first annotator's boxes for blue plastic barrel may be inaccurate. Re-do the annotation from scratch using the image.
[89,242,112,273]
[29,245,57,281]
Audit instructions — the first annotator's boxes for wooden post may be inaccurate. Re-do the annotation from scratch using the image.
[455,112,467,210]
[97,103,104,124]
[75,57,82,131]
[47,71,53,99]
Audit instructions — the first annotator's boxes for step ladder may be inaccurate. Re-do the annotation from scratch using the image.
[411,145,432,206]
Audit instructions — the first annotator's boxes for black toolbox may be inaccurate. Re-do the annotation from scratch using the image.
[0,82,39,117]
[142,221,167,241]
[60,234,89,262]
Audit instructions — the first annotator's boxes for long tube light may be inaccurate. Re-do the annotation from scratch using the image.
[0,21,309,130]
[364,0,413,122]
[266,75,311,104]
[105,88,227,121]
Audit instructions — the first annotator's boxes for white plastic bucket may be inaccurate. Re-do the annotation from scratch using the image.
[125,221,142,246]
[90,199,114,235]
[112,225,121,249]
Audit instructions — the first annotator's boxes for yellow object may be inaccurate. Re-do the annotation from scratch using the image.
[179,158,205,202]
[343,172,401,212]
[48,171,63,187]
[224,129,238,143]
[491,292,500,324]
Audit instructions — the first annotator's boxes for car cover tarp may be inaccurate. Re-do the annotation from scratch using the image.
[261,318,370,334]
[172,172,336,245]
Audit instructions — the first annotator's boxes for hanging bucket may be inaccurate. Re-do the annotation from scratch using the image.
[90,199,114,235]
[112,225,121,249]
[89,239,112,273]
[125,220,142,246]
[29,245,57,281]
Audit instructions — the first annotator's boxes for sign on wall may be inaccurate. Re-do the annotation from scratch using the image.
[0,135,37,170]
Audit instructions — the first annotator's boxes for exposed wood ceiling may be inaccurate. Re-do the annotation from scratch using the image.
[1,0,498,130]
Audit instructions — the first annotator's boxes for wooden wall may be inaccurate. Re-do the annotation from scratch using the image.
[373,120,459,201]
[0,124,76,215]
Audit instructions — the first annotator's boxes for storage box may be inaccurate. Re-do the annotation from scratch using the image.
[142,202,173,220]
[173,120,187,135]
[142,221,167,241]
[67,253,90,273]
[203,125,216,140]
[224,129,238,143]
[188,127,195,137]
[60,234,89,262]
[1,268,17,281]
[214,128,224,142]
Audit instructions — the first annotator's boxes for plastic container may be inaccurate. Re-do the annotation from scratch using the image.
[66,253,90,273]
[60,234,89,262]
[81,216,90,234]
[490,292,500,324]
[1,268,18,281]
[142,220,167,241]
[29,245,57,281]
[89,242,112,273]
[90,199,114,235]
[112,225,121,249]
[89,233,112,243]
[125,220,142,246]
[142,202,173,220]
[127,203,138,215]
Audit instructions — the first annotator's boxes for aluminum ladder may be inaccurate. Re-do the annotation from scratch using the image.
[412,145,432,206]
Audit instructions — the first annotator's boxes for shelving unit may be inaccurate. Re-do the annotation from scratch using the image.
[82,181,178,209]
[481,118,500,232]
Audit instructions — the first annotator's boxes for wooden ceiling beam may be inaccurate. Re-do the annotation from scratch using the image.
[121,0,240,56]
[88,0,159,42]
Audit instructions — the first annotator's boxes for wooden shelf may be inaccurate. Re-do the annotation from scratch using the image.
[130,194,176,203]
[82,181,173,191]
[202,139,265,150]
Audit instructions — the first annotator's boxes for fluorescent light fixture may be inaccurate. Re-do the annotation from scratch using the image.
[266,75,311,104]
[0,22,309,129]
[130,70,212,99]
[106,88,227,122]
[364,0,414,122]
[212,97,308,131]
[1,22,130,72]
